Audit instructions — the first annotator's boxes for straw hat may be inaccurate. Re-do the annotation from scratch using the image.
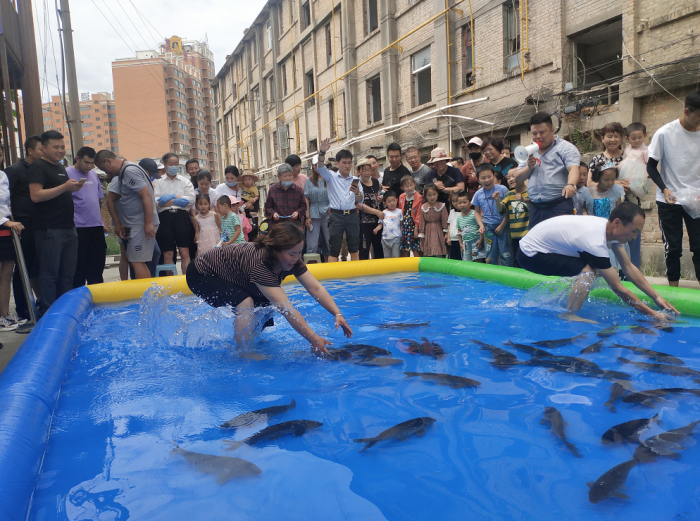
[239,170,259,183]
[426,147,453,164]
[355,157,372,170]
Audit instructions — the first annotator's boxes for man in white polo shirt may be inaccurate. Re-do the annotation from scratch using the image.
[315,138,362,262]
[518,202,676,322]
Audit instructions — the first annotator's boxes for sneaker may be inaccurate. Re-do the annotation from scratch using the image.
[0,317,18,332]
[5,313,28,326]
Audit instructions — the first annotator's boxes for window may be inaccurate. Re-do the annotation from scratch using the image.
[108,105,115,110]
[278,4,284,33]
[259,138,266,165]
[251,36,257,64]
[96,117,100,121]
[325,24,333,66]
[269,76,275,101]
[504,0,521,71]
[308,139,317,152]
[464,24,474,86]
[80,106,88,111]
[365,0,378,35]
[281,63,288,96]
[305,70,315,107]
[266,19,273,50]
[292,57,297,90]
[301,1,311,30]
[412,47,432,106]
[253,87,261,115]
[367,76,382,123]
[109,122,117,127]
[329,97,336,138]
[108,114,116,118]
[98,142,103,146]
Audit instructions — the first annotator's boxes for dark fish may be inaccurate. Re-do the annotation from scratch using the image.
[604,381,633,413]
[532,332,587,348]
[612,344,685,365]
[404,371,481,389]
[353,417,436,451]
[587,459,638,503]
[597,325,619,338]
[503,340,551,358]
[601,370,633,381]
[630,325,657,336]
[403,337,446,359]
[541,406,582,458]
[353,356,404,367]
[172,445,262,484]
[581,339,605,354]
[617,357,700,383]
[622,387,700,407]
[220,399,296,429]
[377,321,431,329]
[343,344,392,357]
[326,348,353,361]
[634,420,700,462]
[222,420,323,450]
[471,339,518,368]
[602,414,660,444]
[637,318,674,333]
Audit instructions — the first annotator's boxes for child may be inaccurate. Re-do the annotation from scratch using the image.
[370,191,403,258]
[417,184,449,258]
[456,191,481,262]
[473,164,510,266]
[581,161,627,268]
[618,122,649,199]
[193,194,221,255]
[573,162,588,215]
[240,170,260,240]
[446,192,462,260]
[496,172,530,268]
[217,195,245,246]
[587,122,624,187]
[398,175,423,258]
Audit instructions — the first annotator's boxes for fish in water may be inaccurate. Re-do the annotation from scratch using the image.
[602,414,661,444]
[541,406,582,458]
[601,370,633,381]
[404,371,481,389]
[377,322,431,330]
[637,318,674,333]
[622,387,700,407]
[353,417,436,451]
[629,325,657,336]
[503,340,551,358]
[580,339,605,354]
[597,325,619,338]
[220,399,297,429]
[612,344,684,366]
[353,356,404,367]
[343,344,392,357]
[471,340,518,369]
[617,357,700,384]
[587,459,638,503]
[634,420,700,462]
[325,348,353,361]
[532,333,587,348]
[400,337,446,359]
[239,352,270,361]
[172,445,262,484]
[222,420,323,450]
[604,381,634,413]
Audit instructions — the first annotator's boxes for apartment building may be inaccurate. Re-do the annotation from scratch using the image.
[112,38,218,178]
[41,92,118,161]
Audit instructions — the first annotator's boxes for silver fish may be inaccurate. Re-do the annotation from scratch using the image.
[220,399,296,429]
[377,322,431,330]
[580,339,605,354]
[587,459,638,503]
[541,406,582,458]
[172,445,262,484]
[612,344,684,365]
[604,381,633,413]
[617,357,700,383]
[404,371,481,389]
[601,414,660,444]
[634,420,700,462]
[629,325,657,336]
[471,339,518,369]
[353,417,436,451]
[223,420,323,450]
[622,387,700,407]
[532,333,587,348]
[597,325,619,338]
[353,356,404,367]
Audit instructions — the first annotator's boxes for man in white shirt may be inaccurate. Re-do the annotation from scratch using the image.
[518,203,676,322]
[647,90,700,287]
[315,138,362,262]
[154,153,196,274]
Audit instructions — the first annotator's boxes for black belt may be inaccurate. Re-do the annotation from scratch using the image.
[330,208,357,215]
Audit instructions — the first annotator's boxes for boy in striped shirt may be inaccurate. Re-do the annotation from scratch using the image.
[496,172,530,268]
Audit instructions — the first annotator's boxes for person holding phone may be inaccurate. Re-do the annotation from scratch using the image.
[263,164,307,230]
[28,130,84,313]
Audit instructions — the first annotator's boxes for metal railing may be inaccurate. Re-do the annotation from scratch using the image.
[11,230,38,327]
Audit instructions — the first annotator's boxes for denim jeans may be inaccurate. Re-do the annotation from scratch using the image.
[34,227,78,311]
[484,223,512,266]
[461,239,476,262]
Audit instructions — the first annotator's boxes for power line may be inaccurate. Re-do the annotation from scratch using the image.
[100,0,141,53]
[115,0,155,51]
[125,0,162,49]
[127,0,165,42]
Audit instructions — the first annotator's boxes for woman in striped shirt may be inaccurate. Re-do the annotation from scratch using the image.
[186,222,352,354]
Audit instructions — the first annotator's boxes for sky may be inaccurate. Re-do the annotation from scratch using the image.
[32,0,261,103]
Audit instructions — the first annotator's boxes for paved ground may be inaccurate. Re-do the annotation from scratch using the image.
[0,267,697,375]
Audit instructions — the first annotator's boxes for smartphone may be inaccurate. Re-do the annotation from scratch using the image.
[79,178,87,182]
[351,178,359,187]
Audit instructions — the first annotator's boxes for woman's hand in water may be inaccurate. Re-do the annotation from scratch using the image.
[335,314,353,338]
[653,295,679,316]
[310,335,332,356]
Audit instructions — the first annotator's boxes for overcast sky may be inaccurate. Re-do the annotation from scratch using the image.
[33,0,260,102]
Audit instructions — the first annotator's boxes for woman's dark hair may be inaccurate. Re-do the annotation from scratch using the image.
[310,163,321,187]
[254,223,305,268]
[579,161,589,169]
[610,202,645,225]
[224,165,240,177]
[601,122,624,138]
[197,170,212,182]
[196,193,210,205]
[423,183,439,196]
[591,164,619,183]
[482,136,504,153]
[162,152,178,165]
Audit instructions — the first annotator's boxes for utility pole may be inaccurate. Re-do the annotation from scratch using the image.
[59,0,83,152]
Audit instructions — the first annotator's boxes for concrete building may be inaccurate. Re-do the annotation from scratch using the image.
[112,38,218,178]
[212,0,700,274]
[41,92,117,161]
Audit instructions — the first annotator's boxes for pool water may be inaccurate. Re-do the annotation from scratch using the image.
[28,273,700,521]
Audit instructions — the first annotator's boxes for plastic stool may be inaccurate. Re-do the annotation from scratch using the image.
[303,253,322,264]
[155,264,177,277]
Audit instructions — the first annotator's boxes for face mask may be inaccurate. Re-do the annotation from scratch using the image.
[468,152,482,161]
[226,181,238,187]
[167,166,179,176]
[281,181,293,188]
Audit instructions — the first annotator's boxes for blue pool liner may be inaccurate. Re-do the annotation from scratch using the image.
[0,287,94,521]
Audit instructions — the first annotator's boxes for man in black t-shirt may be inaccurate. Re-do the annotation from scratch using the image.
[424,147,465,205]
[381,143,410,198]
[28,130,85,313]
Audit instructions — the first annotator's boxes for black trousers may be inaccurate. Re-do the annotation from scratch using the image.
[73,226,107,288]
[511,238,522,268]
[657,201,700,282]
[359,222,384,260]
[528,198,574,230]
[449,241,461,260]
[12,220,37,320]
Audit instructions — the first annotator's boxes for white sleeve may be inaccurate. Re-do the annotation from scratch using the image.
[316,164,333,183]
[648,127,665,161]
[182,177,197,210]
[153,179,164,199]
